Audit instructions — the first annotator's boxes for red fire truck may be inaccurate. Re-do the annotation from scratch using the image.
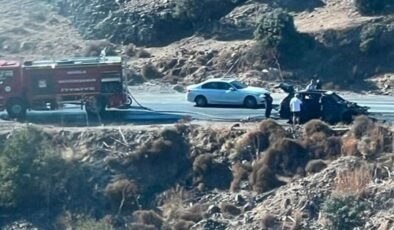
[0,56,132,119]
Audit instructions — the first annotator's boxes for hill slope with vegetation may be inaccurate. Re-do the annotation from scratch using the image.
[0,0,393,93]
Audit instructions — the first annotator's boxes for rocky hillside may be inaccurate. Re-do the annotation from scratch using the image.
[0,117,393,229]
[0,0,393,93]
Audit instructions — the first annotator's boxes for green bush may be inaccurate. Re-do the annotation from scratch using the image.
[355,0,388,15]
[172,0,243,27]
[254,9,313,62]
[321,195,366,230]
[0,126,88,211]
[359,23,394,54]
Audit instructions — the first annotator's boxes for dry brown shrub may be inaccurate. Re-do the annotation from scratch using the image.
[128,223,157,230]
[250,138,309,192]
[291,210,303,230]
[132,210,163,229]
[192,154,232,190]
[350,115,375,139]
[104,179,140,213]
[304,132,328,159]
[304,119,334,137]
[334,166,372,197]
[377,220,391,230]
[261,213,278,229]
[124,43,137,56]
[158,186,192,221]
[219,202,242,216]
[262,139,309,176]
[83,40,117,56]
[305,159,327,175]
[325,136,342,158]
[230,163,252,192]
[118,128,191,192]
[250,162,284,193]
[137,48,152,58]
[173,220,195,230]
[141,63,163,80]
[304,133,342,159]
[178,204,208,223]
[259,119,289,143]
[233,130,268,161]
[341,137,360,156]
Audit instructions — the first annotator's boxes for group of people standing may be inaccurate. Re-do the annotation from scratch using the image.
[264,78,323,126]
[290,78,322,125]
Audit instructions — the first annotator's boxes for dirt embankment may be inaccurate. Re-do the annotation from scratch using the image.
[0,117,393,229]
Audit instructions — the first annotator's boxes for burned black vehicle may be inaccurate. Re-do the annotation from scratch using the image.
[275,83,369,124]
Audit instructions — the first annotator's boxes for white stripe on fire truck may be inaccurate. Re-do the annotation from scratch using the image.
[58,79,97,84]
[101,78,121,82]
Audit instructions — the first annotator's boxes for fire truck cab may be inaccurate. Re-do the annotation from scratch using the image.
[0,56,131,119]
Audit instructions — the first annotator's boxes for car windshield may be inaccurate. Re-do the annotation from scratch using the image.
[230,80,247,89]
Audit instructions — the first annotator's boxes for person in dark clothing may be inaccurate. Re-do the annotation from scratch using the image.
[264,93,273,118]
[316,79,322,90]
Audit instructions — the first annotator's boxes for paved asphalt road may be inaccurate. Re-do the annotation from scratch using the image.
[3,87,392,126]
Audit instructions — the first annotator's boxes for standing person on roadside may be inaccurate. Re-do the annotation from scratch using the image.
[290,93,302,126]
[316,79,322,90]
[264,93,273,119]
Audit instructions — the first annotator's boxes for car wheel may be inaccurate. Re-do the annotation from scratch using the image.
[195,96,207,107]
[244,96,257,108]
[6,98,27,120]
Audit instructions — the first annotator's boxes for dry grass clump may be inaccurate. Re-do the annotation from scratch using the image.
[233,130,269,161]
[263,139,309,176]
[83,40,117,56]
[124,43,137,56]
[341,137,360,156]
[347,116,389,157]
[304,132,342,159]
[137,48,152,58]
[350,115,376,139]
[111,128,191,193]
[104,179,140,213]
[261,213,278,229]
[304,119,334,137]
[219,202,242,216]
[325,136,342,158]
[230,162,252,192]
[250,163,284,193]
[233,120,289,161]
[305,159,327,175]
[177,204,208,223]
[334,166,372,197]
[132,210,164,229]
[192,154,232,190]
[141,63,163,80]
[127,223,158,230]
[258,119,289,143]
[250,138,308,193]
[172,220,195,230]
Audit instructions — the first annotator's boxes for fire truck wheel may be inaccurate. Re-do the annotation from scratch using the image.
[6,98,27,119]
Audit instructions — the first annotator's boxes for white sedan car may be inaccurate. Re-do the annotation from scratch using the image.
[186,78,270,108]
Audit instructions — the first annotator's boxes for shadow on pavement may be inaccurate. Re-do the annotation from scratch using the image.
[0,109,186,127]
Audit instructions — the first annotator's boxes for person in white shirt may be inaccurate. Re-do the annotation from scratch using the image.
[305,79,317,91]
[290,93,302,125]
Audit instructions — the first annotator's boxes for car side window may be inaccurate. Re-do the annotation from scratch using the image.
[217,82,231,90]
[202,82,219,89]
